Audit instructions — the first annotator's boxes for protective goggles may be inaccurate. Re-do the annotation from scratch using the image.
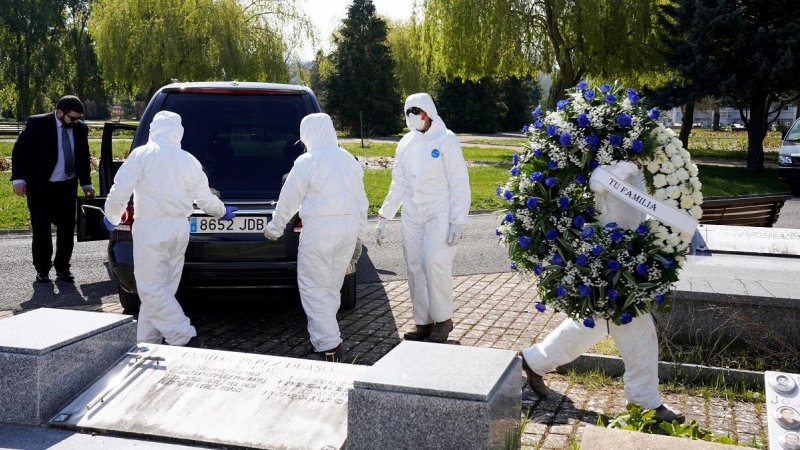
[405,107,423,116]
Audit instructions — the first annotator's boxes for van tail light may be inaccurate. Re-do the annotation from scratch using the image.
[293,219,303,234]
[116,201,135,232]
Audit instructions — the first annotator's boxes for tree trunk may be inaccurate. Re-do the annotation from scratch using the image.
[679,102,694,149]
[746,101,766,172]
[713,107,720,131]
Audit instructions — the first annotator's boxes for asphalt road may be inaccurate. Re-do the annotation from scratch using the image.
[1,202,797,313]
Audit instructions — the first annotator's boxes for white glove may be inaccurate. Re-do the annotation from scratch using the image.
[447,223,463,246]
[375,218,389,246]
[264,222,282,241]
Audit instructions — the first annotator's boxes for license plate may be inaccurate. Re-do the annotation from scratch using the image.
[189,216,267,233]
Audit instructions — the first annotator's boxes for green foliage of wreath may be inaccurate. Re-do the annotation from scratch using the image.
[496,82,703,327]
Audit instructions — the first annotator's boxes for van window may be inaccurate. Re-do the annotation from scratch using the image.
[147,93,307,199]
[786,120,800,142]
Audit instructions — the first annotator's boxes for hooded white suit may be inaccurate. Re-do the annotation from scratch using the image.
[522,160,662,409]
[378,93,471,326]
[105,111,227,345]
[264,113,368,353]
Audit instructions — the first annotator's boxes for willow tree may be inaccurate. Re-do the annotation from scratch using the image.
[421,0,668,106]
[386,16,431,98]
[89,0,313,100]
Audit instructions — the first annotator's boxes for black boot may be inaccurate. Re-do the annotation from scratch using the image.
[404,323,434,341]
[521,356,548,397]
[426,319,454,343]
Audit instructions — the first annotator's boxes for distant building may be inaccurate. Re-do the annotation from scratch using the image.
[669,105,798,127]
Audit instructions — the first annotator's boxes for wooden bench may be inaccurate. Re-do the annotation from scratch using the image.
[0,122,24,135]
[699,193,792,227]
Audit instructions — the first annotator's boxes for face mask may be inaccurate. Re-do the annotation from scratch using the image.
[406,113,425,131]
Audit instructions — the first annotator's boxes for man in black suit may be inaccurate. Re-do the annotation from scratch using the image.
[11,95,95,283]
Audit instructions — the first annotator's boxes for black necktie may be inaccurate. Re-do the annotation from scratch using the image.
[61,125,75,177]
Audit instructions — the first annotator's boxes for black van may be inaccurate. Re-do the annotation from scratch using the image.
[77,81,358,313]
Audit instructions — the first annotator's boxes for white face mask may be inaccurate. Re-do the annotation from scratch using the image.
[406,113,425,131]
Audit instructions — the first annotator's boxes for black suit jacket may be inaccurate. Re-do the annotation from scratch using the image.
[10,112,91,195]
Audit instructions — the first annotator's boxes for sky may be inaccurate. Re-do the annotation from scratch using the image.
[297,0,418,60]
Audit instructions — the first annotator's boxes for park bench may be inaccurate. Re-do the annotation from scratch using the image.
[0,122,24,135]
[698,193,792,227]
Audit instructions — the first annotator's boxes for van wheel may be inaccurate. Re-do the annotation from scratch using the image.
[119,285,141,315]
[339,272,357,311]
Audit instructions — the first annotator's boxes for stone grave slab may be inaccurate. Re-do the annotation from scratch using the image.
[50,344,367,450]
[694,224,800,256]
[579,426,741,449]
[0,308,135,425]
[765,371,800,450]
[347,341,521,450]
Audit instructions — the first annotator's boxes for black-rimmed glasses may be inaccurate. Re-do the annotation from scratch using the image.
[65,113,83,121]
[405,107,423,116]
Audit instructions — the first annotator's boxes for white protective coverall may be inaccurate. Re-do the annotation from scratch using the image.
[522,160,662,409]
[378,93,471,326]
[105,111,226,346]
[264,113,368,353]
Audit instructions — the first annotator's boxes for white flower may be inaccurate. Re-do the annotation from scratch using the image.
[653,174,667,188]
[665,143,678,156]
[693,191,704,204]
[689,177,702,189]
[646,161,661,173]
[689,205,703,219]
[680,195,694,210]
[660,161,676,174]
[688,164,699,177]
[670,154,685,166]
[666,186,681,199]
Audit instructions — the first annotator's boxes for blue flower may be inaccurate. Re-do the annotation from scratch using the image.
[510,166,520,176]
[552,253,563,265]
[526,196,539,209]
[628,92,640,104]
[510,261,517,271]
[533,148,544,156]
[495,227,502,236]
[584,90,596,101]
[548,160,559,170]
[545,177,557,187]
[616,113,632,127]
[558,196,570,209]
[555,285,567,297]
[534,119,544,129]
[579,284,591,297]
[591,244,604,256]
[648,108,660,120]
[661,257,674,269]
[535,302,547,312]
[589,159,599,169]
[626,88,639,101]
[576,254,588,266]
[586,206,595,216]
[530,171,544,182]
[521,124,530,133]
[547,124,558,136]
[534,264,544,275]
[545,229,559,240]
[632,140,644,153]
[504,212,514,222]
[608,260,620,271]
[636,224,649,236]
[606,222,618,229]
[607,289,619,301]
[636,263,648,275]
[605,94,617,104]
[576,80,588,90]
[557,99,568,110]
[559,133,572,146]
[581,227,594,239]
[519,236,533,248]
[495,186,503,196]
[512,152,520,165]
[585,134,600,147]
[620,312,633,325]
[504,190,514,200]
[609,134,622,146]
[611,231,623,243]
[573,215,585,228]
[577,113,590,128]
[583,317,595,328]
[599,83,611,93]
[655,292,666,303]
[532,106,543,117]
[575,173,586,184]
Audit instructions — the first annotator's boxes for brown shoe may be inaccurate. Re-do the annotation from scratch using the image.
[521,356,548,398]
[426,319,454,343]
[404,323,434,341]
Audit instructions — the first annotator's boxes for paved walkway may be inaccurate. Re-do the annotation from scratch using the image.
[7,272,768,449]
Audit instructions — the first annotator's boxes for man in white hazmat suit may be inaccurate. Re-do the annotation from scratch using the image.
[375,93,470,343]
[103,111,237,347]
[264,113,368,362]
[520,160,685,424]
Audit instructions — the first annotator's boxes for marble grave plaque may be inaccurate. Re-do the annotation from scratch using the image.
[765,371,800,450]
[695,225,800,256]
[50,344,367,450]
